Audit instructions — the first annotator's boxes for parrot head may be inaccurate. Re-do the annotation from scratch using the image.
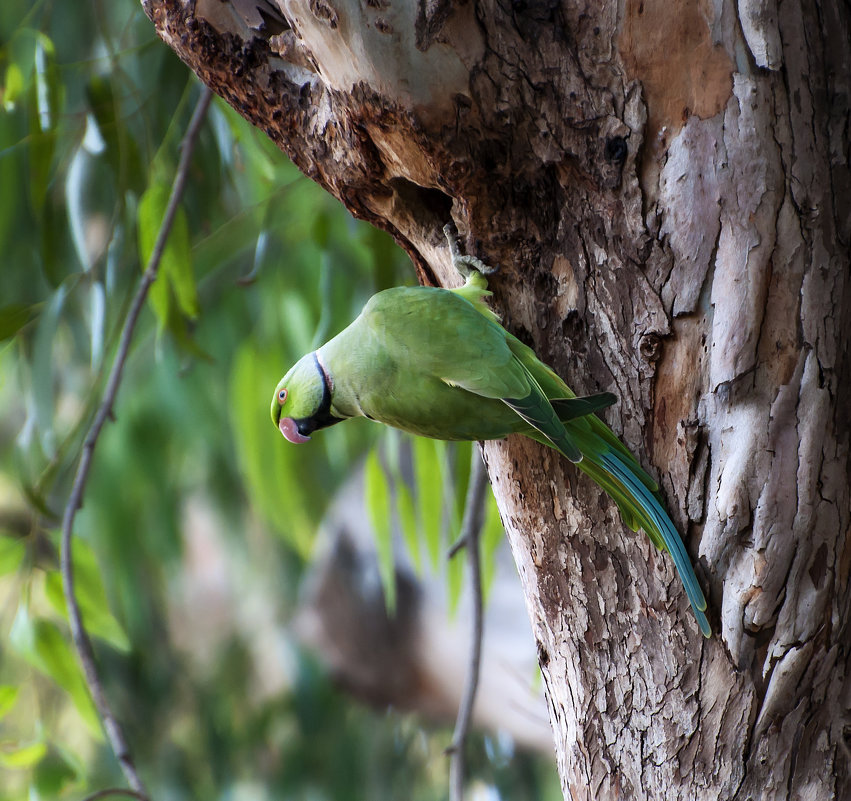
[271,352,342,444]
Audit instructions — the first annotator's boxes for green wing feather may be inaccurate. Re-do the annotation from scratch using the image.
[359,286,530,400]
[502,359,585,462]
[504,388,583,462]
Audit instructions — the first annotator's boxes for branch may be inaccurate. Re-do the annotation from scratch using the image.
[80,790,149,801]
[447,447,489,801]
[60,85,213,799]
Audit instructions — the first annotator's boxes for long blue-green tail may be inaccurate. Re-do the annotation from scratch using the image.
[524,404,712,636]
[502,334,710,635]
[594,447,711,637]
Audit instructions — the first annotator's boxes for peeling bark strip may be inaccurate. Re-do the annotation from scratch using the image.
[144,0,850,798]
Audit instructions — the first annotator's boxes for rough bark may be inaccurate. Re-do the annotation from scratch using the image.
[143,1,851,798]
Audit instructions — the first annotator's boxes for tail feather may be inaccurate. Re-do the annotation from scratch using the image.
[551,392,617,421]
[568,417,660,537]
[597,448,711,637]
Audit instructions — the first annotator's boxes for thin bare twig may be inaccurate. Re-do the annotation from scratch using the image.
[447,447,489,801]
[80,789,149,801]
[60,85,213,799]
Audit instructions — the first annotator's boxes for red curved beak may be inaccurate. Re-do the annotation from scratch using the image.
[279,416,311,444]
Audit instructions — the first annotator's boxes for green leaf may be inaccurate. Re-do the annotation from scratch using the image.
[137,183,172,328]
[384,432,420,571]
[31,283,67,458]
[394,481,419,573]
[365,448,395,613]
[9,606,102,737]
[311,211,331,249]
[0,536,26,576]
[28,33,61,217]
[229,345,314,557]
[0,741,47,769]
[413,437,443,569]
[0,685,20,720]
[43,538,130,652]
[191,198,269,277]
[39,193,68,286]
[3,63,24,110]
[0,303,39,341]
[89,280,105,368]
[85,73,144,195]
[365,225,406,291]
[137,181,198,331]
[32,745,79,798]
[8,28,38,87]
[451,442,472,531]
[446,546,465,617]
[32,34,59,130]
[278,293,315,358]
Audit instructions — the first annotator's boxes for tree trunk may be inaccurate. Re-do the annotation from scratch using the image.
[143,1,851,798]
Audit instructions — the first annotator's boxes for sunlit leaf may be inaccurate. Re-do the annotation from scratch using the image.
[28,33,61,217]
[446,545,465,617]
[64,143,92,273]
[32,34,58,128]
[43,538,130,652]
[8,606,102,737]
[137,180,198,330]
[383,432,421,571]
[137,183,171,327]
[0,536,26,576]
[0,741,47,769]
[279,293,315,358]
[449,442,471,533]
[8,28,38,87]
[221,103,281,183]
[310,251,334,349]
[445,444,471,614]
[365,447,395,613]
[89,280,105,368]
[3,63,24,110]
[0,685,20,720]
[229,345,315,557]
[394,481,419,573]
[413,437,443,569]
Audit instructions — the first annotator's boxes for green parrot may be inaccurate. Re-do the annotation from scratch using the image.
[271,239,711,638]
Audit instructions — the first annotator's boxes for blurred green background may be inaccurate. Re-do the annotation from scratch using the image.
[0,2,559,799]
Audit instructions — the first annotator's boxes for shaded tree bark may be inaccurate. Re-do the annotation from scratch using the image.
[143,0,851,798]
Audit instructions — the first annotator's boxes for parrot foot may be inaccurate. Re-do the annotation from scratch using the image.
[443,223,499,278]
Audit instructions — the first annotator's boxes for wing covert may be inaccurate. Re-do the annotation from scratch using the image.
[361,286,531,400]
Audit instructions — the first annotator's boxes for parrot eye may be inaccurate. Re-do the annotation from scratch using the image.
[277,388,288,404]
